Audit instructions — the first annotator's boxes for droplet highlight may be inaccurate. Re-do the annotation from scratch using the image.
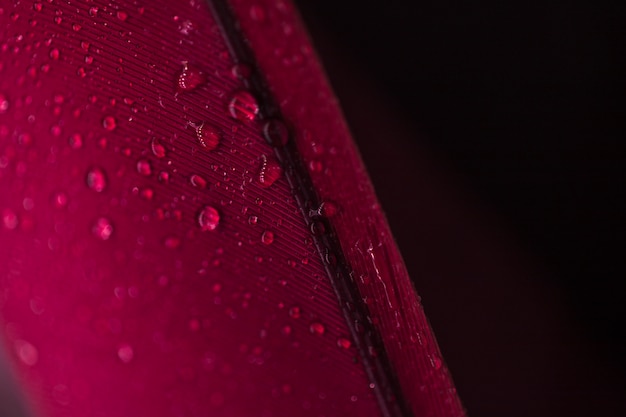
[257,155,282,188]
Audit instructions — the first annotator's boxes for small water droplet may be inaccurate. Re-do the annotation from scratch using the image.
[117,344,134,363]
[92,217,113,240]
[140,187,154,200]
[150,138,166,158]
[116,10,128,21]
[261,230,274,245]
[310,220,326,235]
[309,322,325,335]
[136,159,152,176]
[248,215,258,225]
[72,23,81,31]
[309,160,323,173]
[228,91,259,122]
[0,93,9,114]
[257,155,282,188]
[86,167,107,192]
[102,116,116,131]
[198,206,220,231]
[262,119,289,147]
[89,6,99,17]
[68,133,83,149]
[318,201,338,217]
[337,337,352,349]
[288,306,301,319]
[231,62,252,80]
[164,235,181,249]
[190,174,207,188]
[177,62,205,93]
[281,325,292,336]
[158,171,170,183]
[195,123,220,150]
[33,2,43,12]
[52,192,68,208]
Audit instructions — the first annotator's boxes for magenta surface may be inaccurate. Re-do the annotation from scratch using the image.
[1,1,463,416]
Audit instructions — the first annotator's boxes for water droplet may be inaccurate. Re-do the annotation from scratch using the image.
[195,122,220,150]
[0,93,9,114]
[228,90,259,122]
[150,138,166,158]
[33,2,43,12]
[2,209,18,230]
[92,217,113,240]
[198,206,220,231]
[288,306,301,319]
[231,62,252,80]
[164,235,181,249]
[140,187,154,200]
[337,337,352,349]
[89,6,99,17]
[309,160,323,173]
[177,62,206,93]
[310,220,326,235]
[52,192,68,208]
[190,174,207,188]
[117,344,134,363]
[136,159,152,176]
[158,171,170,183]
[281,325,292,336]
[261,230,274,245]
[102,116,116,131]
[15,340,38,366]
[86,167,107,192]
[257,155,282,188]
[262,119,289,147]
[116,10,128,21]
[309,322,325,335]
[68,133,83,149]
[319,201,338,217]
[72,23,81,31]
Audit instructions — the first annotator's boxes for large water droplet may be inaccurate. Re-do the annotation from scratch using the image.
[262,119,289,147]
[86,167,107,192]
[177,62,206,93]
[198,206,220,231]
[195,123,220,151]
[92,217,113,240]
[228,91,259,122]
[257,155,282,188]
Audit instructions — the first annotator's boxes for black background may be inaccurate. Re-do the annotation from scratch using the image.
[294,1,625,416]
